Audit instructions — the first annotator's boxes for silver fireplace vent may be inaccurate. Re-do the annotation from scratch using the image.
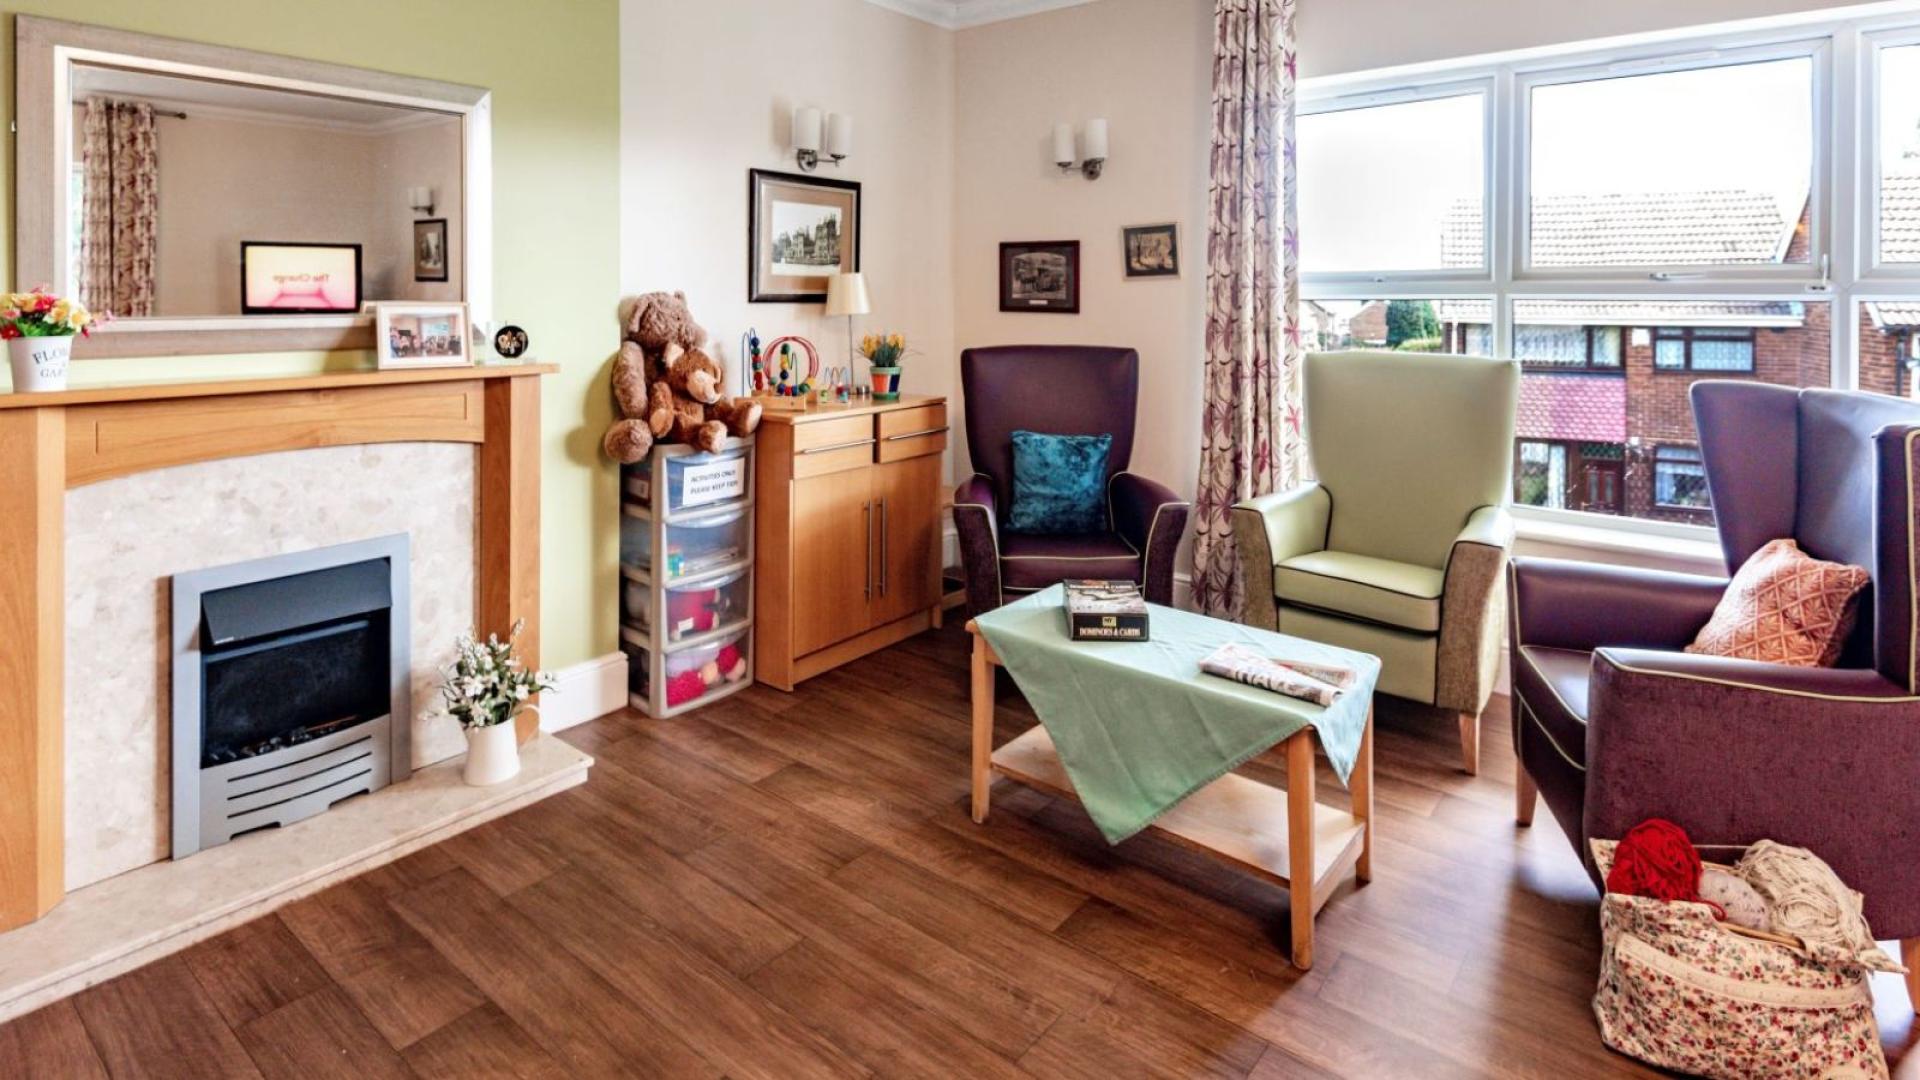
[170,534,411,858]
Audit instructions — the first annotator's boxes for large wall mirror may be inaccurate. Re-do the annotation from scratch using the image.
[15,16,491,358]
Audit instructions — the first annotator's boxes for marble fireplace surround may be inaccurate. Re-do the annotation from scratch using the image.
[0,365,557,935]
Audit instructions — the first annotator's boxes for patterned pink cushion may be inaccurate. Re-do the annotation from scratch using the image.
[1686,538,1869,668]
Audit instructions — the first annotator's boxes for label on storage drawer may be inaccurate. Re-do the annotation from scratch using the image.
[681,456,747,508]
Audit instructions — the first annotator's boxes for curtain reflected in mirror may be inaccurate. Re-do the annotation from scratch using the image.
[69,64,464,318]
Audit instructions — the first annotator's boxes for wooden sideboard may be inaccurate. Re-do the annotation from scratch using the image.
[754,395,948,690]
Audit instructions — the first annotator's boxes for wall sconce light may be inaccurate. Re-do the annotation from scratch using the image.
[1053,118,1108,180]
[407,185,435,216]
[793,106,853,172]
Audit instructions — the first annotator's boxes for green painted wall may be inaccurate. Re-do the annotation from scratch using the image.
[0,0,622,672]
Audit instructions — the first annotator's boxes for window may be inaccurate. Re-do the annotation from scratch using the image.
[1879,44,1920,264]
[1299,11,1896,535]
[1651,328,1756,372]
[1654,445,1711,509]
[1305,298,1492,354]
[1528,55,1814,269]
[1298,91,1485,274]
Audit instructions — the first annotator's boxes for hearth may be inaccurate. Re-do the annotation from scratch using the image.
[170,534,412,858]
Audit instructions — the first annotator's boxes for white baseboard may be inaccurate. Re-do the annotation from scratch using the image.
[539,651,628,732]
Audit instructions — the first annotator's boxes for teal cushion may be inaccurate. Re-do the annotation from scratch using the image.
[1008,430,1111,535]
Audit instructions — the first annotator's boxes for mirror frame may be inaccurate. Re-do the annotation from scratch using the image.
[14,15,492,359]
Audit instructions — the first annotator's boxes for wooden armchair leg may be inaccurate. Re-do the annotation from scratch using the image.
[1903,939,1919,1015]
[1515,756,1537,827]
[1457,711,1480,776]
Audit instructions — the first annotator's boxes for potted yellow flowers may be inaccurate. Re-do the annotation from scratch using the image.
[4,288,98,393]
[859,331,909,402]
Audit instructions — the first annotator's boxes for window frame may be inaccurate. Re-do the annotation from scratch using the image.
[1651,443,1712,510]
[1649,326,1758,372]
[1514,323,1623,372]
[1300,4,1920,543]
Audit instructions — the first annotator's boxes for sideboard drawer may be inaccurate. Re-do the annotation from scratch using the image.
[876,404,948,463]
[791,414,876,478]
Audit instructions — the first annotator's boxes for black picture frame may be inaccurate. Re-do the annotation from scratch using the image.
[413,218,449,283]
[998,240,1080,314]
[239,241,362,315]
[749,168,862,303]
[1122,223,1180,278]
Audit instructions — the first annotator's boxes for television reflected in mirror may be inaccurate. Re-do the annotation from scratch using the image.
[240,243,362,314]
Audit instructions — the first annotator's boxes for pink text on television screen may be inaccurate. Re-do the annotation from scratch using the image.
[241,243,361,313]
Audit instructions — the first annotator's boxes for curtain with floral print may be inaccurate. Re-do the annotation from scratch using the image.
[79,98,157,318]
[1191,0,1302,619]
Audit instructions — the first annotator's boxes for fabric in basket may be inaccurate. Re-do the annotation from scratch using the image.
[1590,840,1892,1080]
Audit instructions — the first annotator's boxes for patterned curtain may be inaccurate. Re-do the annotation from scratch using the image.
[1191,0,1302,619]
[78,98,157,317]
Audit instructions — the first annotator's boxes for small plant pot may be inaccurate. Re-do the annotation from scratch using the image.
[8,335,73,393]
[463,721,521,786]
[869,365,902,401]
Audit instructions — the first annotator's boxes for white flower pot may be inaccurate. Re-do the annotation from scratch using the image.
[463,721,521,786]
[8,335,73,393]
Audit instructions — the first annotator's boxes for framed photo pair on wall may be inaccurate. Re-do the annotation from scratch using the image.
[749,169,861,302]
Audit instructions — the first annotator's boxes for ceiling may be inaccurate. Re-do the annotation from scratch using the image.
[863,0,1101,30]
[70,64,455,133]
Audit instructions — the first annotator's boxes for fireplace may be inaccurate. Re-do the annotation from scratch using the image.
[170,534,412,858]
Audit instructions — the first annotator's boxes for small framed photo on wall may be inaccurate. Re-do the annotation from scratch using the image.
[999,240,1080,314]
[413,218,449,283]
[374,302,471,369]
[1122,223,1179,278]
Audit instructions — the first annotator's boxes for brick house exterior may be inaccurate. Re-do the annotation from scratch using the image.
[1433,182,1920,523]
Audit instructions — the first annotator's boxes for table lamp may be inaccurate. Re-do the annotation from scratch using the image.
[824,272,871,384]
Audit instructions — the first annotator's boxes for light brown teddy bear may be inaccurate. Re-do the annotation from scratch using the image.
[601,291,761,462]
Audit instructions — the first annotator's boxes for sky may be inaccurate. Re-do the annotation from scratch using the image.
[1295,52,1920,275]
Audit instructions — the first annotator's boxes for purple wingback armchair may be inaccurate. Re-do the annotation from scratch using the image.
[1510,382,1920,992]
[953,346,1189,617]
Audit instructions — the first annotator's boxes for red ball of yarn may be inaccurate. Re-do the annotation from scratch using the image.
[1606,818,1702,902]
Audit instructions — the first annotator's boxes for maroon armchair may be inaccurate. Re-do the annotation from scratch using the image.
[954,346,1189,616]
[1510,381,1920,1001]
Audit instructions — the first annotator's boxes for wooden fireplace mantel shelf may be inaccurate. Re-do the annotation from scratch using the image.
[0,362,557,410]
[0,362,552,933]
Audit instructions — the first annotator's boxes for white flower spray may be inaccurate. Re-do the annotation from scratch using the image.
[438,620,556,729]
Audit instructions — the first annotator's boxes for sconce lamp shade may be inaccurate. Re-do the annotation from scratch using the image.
[1084,118,1109,160]
[826,112,853,159]
[793,106,823,152]
[825,272,871,316]
[1052,122,1075,165]
[407,185,434,212]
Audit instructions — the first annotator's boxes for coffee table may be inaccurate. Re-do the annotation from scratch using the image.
[965,620,1373,970]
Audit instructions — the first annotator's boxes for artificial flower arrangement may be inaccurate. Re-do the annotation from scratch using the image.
[1,288,99,339]
[858,332,911,401]
[4,288,100,393]
[438,620,554,786]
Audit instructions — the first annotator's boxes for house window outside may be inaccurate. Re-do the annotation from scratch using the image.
[1654,445,1711,509]
[1516,441,1568,508]
[1515,324,1621,369]
[1651,327,1757,372]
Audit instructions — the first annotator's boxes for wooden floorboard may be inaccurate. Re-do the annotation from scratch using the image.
[5,620,1915,1077]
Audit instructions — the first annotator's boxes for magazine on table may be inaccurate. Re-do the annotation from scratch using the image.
[1199,643,1358,706]
[1062,579,1149,641]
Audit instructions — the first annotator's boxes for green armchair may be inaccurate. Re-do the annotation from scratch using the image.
[1231,350,1519,773]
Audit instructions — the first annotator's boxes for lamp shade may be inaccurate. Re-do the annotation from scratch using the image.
[824,272,871,316]
[793,106,823,152]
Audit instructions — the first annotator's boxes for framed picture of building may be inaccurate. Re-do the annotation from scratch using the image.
[999,240,1080,314]
[749,169,861,302]
[1122,223,1179,278]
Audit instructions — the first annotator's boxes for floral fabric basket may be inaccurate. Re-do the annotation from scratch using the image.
[1590,839,1890,1080]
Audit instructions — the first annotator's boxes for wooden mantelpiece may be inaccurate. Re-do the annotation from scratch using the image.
[0,364,553,932]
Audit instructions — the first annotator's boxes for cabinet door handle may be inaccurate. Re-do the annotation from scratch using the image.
[879,497,889,596]
[863,500,873,600]
[884,426,949,441]
[799,437,877,455]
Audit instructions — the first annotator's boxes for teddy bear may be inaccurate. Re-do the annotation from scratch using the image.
[601,291,761,462]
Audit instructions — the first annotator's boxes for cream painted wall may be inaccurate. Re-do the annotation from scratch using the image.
[619,0,956,439]
[952,0,1212,517]
[1297,0,1877,78]
[2,0,620,673]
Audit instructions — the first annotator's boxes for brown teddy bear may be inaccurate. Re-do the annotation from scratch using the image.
[601,292,762,462]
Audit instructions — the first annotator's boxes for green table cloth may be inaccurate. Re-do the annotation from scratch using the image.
[974,585,1380,844]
